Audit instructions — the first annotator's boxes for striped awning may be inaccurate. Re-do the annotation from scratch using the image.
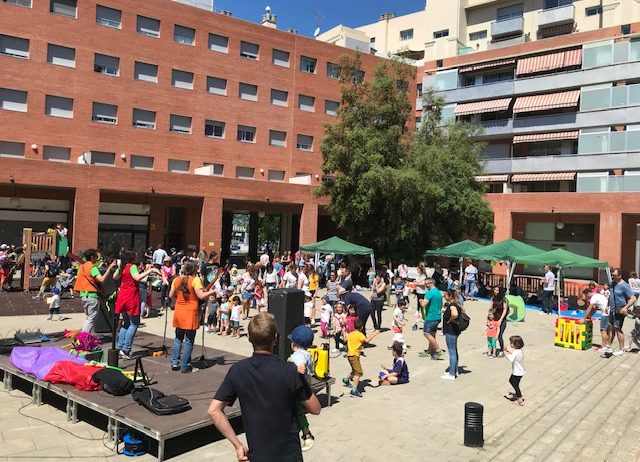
[475,174,509,182]
[459,59,516,73]
[454,98,512,116]
[513,90,580,114]
[511,172,576,182]
[516,49,582,75]
[512,131,579,144]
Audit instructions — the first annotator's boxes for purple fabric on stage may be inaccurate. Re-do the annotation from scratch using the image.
[10,346,87,380]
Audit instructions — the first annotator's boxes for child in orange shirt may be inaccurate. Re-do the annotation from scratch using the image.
[483,310,500,358]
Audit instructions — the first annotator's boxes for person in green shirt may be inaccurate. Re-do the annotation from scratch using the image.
[418,278,445,360]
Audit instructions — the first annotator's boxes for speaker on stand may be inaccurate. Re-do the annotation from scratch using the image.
[268,288,304,360]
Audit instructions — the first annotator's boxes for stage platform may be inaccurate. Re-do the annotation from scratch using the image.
[0,331,334,461]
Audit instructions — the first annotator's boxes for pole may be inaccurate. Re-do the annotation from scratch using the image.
[605,266,612,284]
[557,266,562,317]
[506,261,515,295]
[370,253,376,273]
[459,257,463,285]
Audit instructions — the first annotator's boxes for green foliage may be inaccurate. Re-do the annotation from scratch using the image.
[317,54,494,261]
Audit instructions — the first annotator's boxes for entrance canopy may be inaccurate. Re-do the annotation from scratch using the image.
[425,240,484,258]
[301,236,373,255]
[466,238,542,262]
[511,247,608,268]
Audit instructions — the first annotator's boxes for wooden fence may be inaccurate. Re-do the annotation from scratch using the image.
[21,228,56,291]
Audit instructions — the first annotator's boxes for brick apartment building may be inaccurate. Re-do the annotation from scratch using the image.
[0,0,404,262]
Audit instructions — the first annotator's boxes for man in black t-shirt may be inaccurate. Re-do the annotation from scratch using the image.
[208,312,321,462]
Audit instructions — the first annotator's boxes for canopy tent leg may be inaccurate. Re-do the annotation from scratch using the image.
[458,257,463,286]
[370,253,376,274]
[315,252,319,270]
[557,266,562,317]
[506,261,515,295]
[605,266,612,284]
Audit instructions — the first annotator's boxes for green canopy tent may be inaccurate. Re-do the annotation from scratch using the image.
[425,239,485,284]
[300,236,376,271]
[513,247,610,316]
[465,238,544,294]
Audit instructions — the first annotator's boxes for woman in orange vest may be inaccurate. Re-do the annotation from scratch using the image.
[73,249,116,333]
[169,260,216,372]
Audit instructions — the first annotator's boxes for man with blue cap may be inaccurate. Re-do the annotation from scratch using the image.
[288,325,316,451]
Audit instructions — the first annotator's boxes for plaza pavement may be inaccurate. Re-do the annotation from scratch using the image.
[1,293,640,462]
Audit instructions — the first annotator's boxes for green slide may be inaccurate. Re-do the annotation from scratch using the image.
[506,295,526,322]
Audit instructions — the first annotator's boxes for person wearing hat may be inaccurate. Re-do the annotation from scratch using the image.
[288,325,316,451]
[338,286,373,333]
[159,255,176,312]
[47,286,62,321]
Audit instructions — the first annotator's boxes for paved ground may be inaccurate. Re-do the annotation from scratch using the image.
[1,292,639,462]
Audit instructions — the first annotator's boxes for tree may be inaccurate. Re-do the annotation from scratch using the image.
[317,55,494,261]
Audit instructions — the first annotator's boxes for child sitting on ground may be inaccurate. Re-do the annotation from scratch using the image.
[343,319,379,398]
[288,325,316,451]
[345,304,358,335]
[319,295,333,338]
[206,295,219,333]
[484,310,500,358]
[379,341,409,385]
[46,286,61,321]
[217,293,230,336]
[229,296,241,338]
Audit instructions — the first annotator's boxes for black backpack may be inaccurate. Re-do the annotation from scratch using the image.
[457,309,471,332]
[47,262,59,277]
[92,368,134,396]
[132,387,191,415]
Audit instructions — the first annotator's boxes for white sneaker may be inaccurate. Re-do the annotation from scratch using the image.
[613,349,625,357]
[331,348,339,353]
[538,311,545,315]
[440,373,456,381]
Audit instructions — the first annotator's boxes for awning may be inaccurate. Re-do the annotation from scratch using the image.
[454,98,512,116]
[512,131,579,144]
[459,59,516,73]
[513,90,580,114]
[511,172,576,182]
[516,49,582,75]
[475,174,509,182]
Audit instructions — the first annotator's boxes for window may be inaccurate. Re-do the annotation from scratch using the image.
[272,49,290,67]
[208,33,228,53]
[239,83,258,101]
[172,69,194,90]
[417,83,423,97]
[43,146,70,162]
[0,88,27,112]
[296,134,313,151]
[203,163,224,176]
[586,6,602,16]
[621,24,631,35]
[0,35,29,59]
[92,102,117,124]
[174,25,195,46]
[96,5,121,29]
[236,166,255,179]
[132,108,156,129]
[45,95,73,118]
[0,141,24,158]
[50,0,76,18]
[300,56,317,73]
[268,170,285,182]
[497,4,523,21]
[352,69,365,84]
[206,76,227,96]
[397,80,409,92]
[130,154,154,170]
[134,61,158,83]
[469,30,487,41]
[269,130,286,147]
[240,41,259,60]
[88,151,115,166]
[271,89,288,107]
[137,15,160,37]
[482,70,514,84]
[94,53,119,76]
[325,100,339,116]
[544,0,571,9]
[298,94,315,112]
[205,120,225,138]
[433,29,449,39]
[168,159,190,174]
[3,0,32,7]
[237,125,256,143]
[170,114,192,134]
[47,44,75,67]
[400,29,414,41]
[326,62,340,79]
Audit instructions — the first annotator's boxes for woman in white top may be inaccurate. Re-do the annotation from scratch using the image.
[280,263,298,289]
[297,264,310,292]
[240,266,256,319]
[264,263,279,293]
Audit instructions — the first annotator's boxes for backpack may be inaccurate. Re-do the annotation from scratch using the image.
[92,368,134,396]
[47,262,59,277]
[456,309,470,332]
[132,387,191,415]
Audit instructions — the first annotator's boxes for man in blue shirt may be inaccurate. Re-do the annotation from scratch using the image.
[418,278,445,360]
[609,268,636,357]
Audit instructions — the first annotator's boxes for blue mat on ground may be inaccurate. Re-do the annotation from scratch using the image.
[473,297,599,319]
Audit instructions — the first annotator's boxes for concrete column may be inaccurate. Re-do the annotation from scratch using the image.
[71,187,100,253]
[199,196,223,257]
[599,211,622,268]
[299,203,318,246]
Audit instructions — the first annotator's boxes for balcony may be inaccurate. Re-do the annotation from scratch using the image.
[577,174,640,193]
[438,80,514,104]
[490,16,524,40]
[538,4,574,28]
[484,152,640,174]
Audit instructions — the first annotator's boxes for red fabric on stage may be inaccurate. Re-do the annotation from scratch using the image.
[44,361,102,391]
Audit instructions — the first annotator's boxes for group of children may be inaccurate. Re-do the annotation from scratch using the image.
[205,293,243,338]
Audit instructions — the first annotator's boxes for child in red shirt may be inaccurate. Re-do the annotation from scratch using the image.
[484,311,500,358]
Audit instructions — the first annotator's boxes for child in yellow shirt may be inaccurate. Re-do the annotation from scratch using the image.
[342,319,379,398]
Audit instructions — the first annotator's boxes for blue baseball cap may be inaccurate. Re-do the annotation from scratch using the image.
[52,287,61,294]
[287,325,314,348]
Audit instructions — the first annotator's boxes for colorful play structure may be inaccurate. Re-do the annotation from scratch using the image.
[554,317,593,350]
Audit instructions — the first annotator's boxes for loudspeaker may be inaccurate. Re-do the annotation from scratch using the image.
[94,299,114,334]
[268,288,304,360]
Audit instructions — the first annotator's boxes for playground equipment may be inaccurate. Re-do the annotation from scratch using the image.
[554,317,593,350]
[505,295,526,322]
[21,228,56,291]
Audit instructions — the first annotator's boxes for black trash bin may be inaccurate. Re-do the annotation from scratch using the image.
[464,402,484,447]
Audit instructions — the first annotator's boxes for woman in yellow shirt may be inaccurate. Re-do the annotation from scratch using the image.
[308,267,319,298]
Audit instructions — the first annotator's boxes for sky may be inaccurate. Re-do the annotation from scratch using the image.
[212,0,426,38]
